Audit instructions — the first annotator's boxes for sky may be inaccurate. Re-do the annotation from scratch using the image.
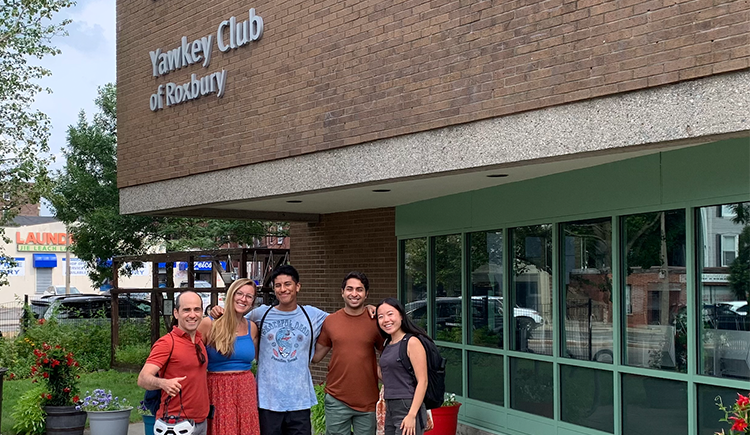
[35,0,116,215]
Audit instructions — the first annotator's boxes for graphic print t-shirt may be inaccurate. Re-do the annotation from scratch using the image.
[248,304,327,411]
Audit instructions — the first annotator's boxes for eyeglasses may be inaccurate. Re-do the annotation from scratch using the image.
[235,291,254,300]
[194,343,206,365]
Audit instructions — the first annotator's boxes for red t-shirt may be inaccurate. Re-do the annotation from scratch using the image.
[318,309,384,412]
[146,327,209,422]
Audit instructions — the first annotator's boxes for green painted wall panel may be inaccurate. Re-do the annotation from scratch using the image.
[506,413,555,435]
[661,138,750,203]
[396,139,750,237]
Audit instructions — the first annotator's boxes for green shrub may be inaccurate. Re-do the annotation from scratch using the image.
[311,384,326,435]
[115,343,150,366]
[11,384,46,435]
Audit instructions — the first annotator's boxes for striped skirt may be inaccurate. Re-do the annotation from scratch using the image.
[207,370,260,435]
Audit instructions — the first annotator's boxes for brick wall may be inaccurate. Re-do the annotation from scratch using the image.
[289,207,397,383]
[117,0,750,188]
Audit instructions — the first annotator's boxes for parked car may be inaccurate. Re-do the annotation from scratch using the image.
[405,296,544,334]
[43,285,82,297]
[717,301,748,316]
[37,294,151,321]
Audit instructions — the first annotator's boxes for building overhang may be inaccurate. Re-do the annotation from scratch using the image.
[119,71,750,221]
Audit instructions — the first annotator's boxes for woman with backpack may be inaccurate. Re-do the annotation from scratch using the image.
[376,297,429,435]
[197,278,260,435]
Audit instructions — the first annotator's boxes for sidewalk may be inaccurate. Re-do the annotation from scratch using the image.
[84,422,143,435]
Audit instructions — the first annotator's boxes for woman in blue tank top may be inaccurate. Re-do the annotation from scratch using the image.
[376,297,429,435]
[198,278,260,435]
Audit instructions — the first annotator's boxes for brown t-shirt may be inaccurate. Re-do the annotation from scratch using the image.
[318,309,385,412]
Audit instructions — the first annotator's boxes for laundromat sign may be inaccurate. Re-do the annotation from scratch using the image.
[16,232,73,252]
[148,8,264,112]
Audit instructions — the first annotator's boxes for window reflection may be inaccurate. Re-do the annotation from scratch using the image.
[510,225,552,355]
[403,238,427,331]
[561,219,613,363]
[622,210,687,372]
[435,235,462,343]
[698,202,750,381]
[469,231,503,348]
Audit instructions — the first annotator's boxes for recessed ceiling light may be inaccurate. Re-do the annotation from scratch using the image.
[286,200,302,203]
[372,189,391,193]
[487,174,509,178]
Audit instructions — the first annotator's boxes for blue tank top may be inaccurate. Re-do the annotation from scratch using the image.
[206,320,255,372]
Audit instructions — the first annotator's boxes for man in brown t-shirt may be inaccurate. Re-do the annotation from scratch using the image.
[312,272,385,435]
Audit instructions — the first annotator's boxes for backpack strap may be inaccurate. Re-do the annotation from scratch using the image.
[397,333,416,381]
[298,305,314,361]
[258,306,274,337]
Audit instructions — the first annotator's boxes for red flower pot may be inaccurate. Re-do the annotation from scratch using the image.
[428,404,461,435]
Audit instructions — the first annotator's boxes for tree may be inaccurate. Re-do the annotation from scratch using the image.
[49,84,283,285]
[0,0,73,284]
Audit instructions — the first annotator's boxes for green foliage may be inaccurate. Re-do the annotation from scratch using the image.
[4,371,143,433]
[48,84,284,286]
[10,384,46,435]
[0,0,72,286]
[115,343,150,366]
[311,384,326,435]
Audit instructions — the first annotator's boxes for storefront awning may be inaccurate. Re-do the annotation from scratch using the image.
[32,254,57,268]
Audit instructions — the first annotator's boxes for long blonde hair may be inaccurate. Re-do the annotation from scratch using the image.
[208,278,256,356]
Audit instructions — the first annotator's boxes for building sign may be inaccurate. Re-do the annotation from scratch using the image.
[16,232,72,252]
[61,258,88,276]
[702,273,730,283]
[127,262,150,277]
[148,8,264,112]
[0,257,26,276]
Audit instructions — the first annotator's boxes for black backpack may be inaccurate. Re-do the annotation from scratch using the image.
[394,333,447,409]
[143,334,174,415]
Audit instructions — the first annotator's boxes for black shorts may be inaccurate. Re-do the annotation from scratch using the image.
[258,408,311,435]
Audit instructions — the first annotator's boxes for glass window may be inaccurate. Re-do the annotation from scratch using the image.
[622,210,687,372]
[469,230,504,348]
[403,238,427,331]
[439,346,463,397]
[435,235,462,343]
[697,384,747,435]
[621,374,687,435]
[561,218,613,363]
[510,225,552,355]
[468,351,503,406]
[697,202,750,381]
[560,365,613,433]
[510,357,553,418]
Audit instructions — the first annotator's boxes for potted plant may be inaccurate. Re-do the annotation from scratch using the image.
[30,343,86,435]
[428,393,462,435]
[138,400,156,435]
[715,392,750,434]
[77,389,133,435]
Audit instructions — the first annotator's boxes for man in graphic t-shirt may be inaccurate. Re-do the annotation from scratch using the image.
[312,272,384,435]
[213,265,327,435]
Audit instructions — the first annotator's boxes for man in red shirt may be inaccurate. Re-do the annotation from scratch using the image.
[138,291,210,435]
[313,272,384,435]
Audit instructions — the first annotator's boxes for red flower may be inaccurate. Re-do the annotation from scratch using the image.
[73,395,80,403]
[43,343,50,350]
[63,387,71,393]
[51,359,60,367]
[730,416,748,432]
[46,394,52,400]
[55,345,61,349]
[38,319,45,325]
[737,393,750,409]
[8,373,15,379]
[42,372,49,378]
[30,366,37,374]
[43,358,49,364]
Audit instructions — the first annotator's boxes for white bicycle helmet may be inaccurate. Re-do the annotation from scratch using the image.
[154,417,195,435]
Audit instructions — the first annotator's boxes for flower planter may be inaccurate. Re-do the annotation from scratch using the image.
[428,404,461,435]
[44,405,87,435]
[143,414,156,435]
[87,408,133,435]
